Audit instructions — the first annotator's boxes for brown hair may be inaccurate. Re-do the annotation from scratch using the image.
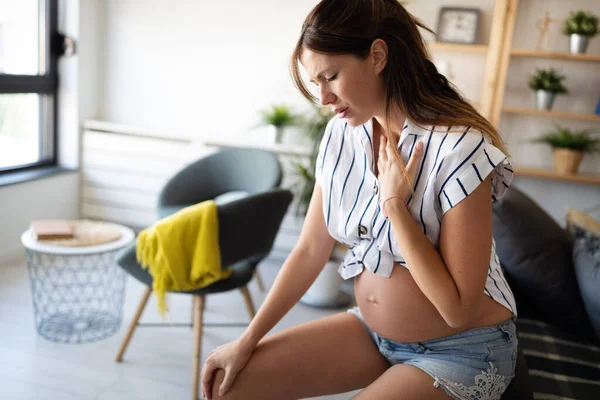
[290,0,508,156]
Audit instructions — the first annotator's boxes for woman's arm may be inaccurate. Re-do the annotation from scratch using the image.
[239,183,336,347]
[385,177,492,329]
[378,134,492,329]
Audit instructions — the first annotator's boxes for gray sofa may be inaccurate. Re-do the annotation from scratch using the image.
[493,187,600,400]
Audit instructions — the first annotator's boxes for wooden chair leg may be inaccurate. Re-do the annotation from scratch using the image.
[253,268,265,292]
[192,295,205,400]
[239,286,256,319]
[115,287,152,362]
[191,296,197,329]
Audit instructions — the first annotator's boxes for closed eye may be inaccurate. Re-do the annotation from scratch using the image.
[326,74,337,82]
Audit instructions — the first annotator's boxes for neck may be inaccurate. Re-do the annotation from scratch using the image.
[373,106,406,143]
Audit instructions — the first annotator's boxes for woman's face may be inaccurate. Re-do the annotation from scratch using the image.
[300,46,386,127]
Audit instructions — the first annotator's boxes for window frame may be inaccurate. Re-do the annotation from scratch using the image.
[0,0,59,175]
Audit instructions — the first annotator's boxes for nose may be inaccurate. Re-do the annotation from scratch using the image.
[319,86,336,106]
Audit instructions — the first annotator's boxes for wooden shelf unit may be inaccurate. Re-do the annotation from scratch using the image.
[428,42,489,54]
[503,107,600,122]
[510,49,600,62]
[513,166,600,185]
[426,0,599,186]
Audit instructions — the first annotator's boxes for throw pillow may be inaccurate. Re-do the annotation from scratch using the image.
[492,187,594,337]
[569,209,600,342]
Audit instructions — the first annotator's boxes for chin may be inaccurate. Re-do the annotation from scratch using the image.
[344,114,370,128]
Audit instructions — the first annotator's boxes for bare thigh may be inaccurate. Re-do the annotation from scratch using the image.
[352,364,452,400]
[210,312,390,400]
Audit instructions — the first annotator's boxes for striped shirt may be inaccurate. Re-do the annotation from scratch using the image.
[316,116,517,317]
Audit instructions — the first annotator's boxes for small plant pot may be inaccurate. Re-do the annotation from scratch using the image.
[300,260,350,308]
[569,34,590,54]
[268,125,285,144]
[553,148,584,174]
[300,243,351,308]
[535,90,556,110]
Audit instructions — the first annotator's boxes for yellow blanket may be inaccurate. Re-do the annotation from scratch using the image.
[136,200,232,315]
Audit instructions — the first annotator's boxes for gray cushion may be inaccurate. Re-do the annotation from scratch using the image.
[117,242,256,295]
[573,227,600,342]
[492,187,594,337]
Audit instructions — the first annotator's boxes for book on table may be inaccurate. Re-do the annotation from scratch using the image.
[30,220,74,240]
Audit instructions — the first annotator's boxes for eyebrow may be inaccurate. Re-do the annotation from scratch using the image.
[309,70,330,84]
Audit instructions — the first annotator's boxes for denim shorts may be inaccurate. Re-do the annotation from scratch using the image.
[347,307,517,400]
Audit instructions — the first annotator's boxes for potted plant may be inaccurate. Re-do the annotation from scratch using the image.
[531,125,600,174]
[563,10,598,54]
[258,104,299,144]
[294,105,351,308]
[294,104,334,216]
[528,68,568,110]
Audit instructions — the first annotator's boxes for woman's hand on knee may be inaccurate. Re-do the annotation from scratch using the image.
[201,338,255,399]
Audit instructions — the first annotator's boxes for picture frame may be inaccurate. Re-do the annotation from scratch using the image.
[436,7,481,45]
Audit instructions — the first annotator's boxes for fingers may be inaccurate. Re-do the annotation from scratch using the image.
[201,361,217,400]
[219,367,237,397]
[379,135,388,162]
[405,140,424,177]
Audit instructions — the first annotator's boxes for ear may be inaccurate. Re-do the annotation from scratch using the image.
[370,39,388,75]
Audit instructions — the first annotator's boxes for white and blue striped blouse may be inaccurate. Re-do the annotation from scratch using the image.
[316,116,517,316]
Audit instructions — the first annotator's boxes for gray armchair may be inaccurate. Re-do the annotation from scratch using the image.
[114,148,292,400]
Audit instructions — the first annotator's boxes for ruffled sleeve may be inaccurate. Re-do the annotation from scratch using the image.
[434,129,513,215]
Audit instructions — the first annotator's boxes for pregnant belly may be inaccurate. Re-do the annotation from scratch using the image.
[354,264,512,343]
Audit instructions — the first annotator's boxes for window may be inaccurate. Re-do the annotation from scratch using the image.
[0,0,58,173]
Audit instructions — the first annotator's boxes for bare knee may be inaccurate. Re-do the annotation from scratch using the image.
[209,369,252,400]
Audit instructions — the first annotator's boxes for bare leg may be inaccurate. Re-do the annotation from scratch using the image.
[208,312,389,400]
[352,364,451,400]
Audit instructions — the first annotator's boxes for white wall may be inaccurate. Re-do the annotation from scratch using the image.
[100,0,318,140]
[0,0,105,263]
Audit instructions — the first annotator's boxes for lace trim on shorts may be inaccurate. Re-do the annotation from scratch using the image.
[432,362,507,400]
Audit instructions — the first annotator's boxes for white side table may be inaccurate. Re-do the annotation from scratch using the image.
[21,222,135,344]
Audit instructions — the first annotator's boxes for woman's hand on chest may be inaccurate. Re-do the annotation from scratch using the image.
[377,134,423,213]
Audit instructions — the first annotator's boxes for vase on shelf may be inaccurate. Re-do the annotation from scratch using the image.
[267,125,285,144]
[569,34,590,54]
[535,90,556,110]
[552,148,583,174]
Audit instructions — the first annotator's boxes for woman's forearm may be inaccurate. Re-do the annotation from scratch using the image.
[385,199,467,328]
[240,246,329,346]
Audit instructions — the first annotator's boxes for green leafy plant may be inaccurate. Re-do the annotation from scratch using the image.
[259,104,299,128]
[563,10,599,37]
[528,68,568,94]
[293,104,335,216]
[531,125,600,152]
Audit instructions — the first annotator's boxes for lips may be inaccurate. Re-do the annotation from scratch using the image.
[334,107,349,118]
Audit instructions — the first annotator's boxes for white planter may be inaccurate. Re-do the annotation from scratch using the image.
[535,90,556,110]
[569,34,590,54]
[267,125,285,144]
[300,260,350,308]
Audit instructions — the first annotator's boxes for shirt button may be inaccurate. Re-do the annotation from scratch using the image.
[359,225,368,235]
[373,183,379,195]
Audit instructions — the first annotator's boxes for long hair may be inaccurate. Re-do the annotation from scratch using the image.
[290,0,508,156]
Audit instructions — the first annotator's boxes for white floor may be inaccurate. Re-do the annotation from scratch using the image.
[0,256,361,400]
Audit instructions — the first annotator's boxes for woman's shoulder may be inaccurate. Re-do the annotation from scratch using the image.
[426,124,507,164]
